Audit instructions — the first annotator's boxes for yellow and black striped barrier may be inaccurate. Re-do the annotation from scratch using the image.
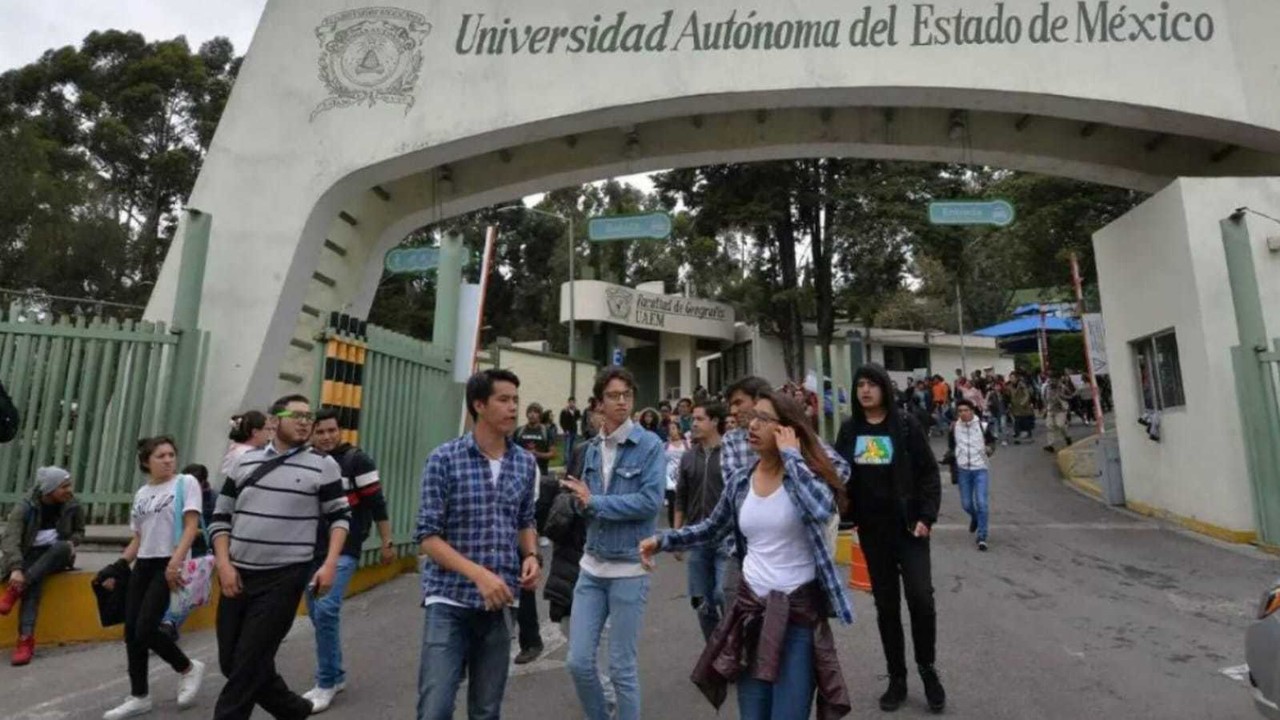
[322,313,368,446]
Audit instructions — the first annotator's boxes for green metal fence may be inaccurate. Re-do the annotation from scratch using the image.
[0,306,209,522]
[317,321,461,562]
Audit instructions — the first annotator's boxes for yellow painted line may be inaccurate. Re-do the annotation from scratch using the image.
[1124,499,1257,545]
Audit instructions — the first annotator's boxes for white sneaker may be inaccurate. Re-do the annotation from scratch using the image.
[103,696,153,720]
[304,682,346,701]
[177,659,205,708]
[308,687,338,714]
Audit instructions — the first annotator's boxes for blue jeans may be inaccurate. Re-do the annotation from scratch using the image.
[566,571,650,720]
[417,603,512,720]
[564,431,578,460]
[686,545,728,641]
[737,624,816,720]
[957,468,991,542]
[305,554,359,689]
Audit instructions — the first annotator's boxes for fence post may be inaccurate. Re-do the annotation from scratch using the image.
[165,209,211,453]
[433,232,465,362]
[1221,215,1280,545]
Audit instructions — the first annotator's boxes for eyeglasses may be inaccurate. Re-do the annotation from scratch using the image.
[745,411,780,426]
[276,410,315,421]
[603,391,634,402]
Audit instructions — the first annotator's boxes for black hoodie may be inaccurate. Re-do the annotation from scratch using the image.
[835,364,942,530]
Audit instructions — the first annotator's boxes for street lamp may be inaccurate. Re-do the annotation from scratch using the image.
[496,205,578,395]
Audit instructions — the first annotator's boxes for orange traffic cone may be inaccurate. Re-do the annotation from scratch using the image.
[848,542,872,593]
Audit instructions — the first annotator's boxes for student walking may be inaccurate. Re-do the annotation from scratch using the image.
[304,408,395,713]
[415,370,541,720]
[102,437,206,719]
[561,366,665,720]
[641,390,853,720]
[673,401,729,641]
[664,420,689,528]
[947,399,996,551]
[1009,373,1036,444]
[836,364,946,714]
[220,411,271,480]
[560,397,583,459]
[209,395,351,720]
[0,466,84,666]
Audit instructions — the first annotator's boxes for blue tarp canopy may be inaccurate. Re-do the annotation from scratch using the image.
[973,315,1081,353]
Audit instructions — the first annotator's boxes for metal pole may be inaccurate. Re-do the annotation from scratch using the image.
[568,216,577,396]
[1070,253,1106,433]
[167,208,211,453]
[956,281,967,376]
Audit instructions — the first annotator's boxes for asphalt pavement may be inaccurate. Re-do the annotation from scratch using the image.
[3,425,1276,719]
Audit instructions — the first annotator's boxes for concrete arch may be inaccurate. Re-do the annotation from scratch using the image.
[145,0,1280,460]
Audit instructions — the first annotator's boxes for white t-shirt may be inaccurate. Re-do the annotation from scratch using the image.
[33,529,59,547]
[130,475,203,559]
[740,482,816,596]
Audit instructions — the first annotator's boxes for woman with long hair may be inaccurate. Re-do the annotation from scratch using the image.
[220,411,269,480]
[663,420,689,528]
[638,408,662,442]
[641,391,853,720]
[101,437,205,719]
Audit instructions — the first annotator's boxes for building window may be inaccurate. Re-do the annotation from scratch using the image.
[882,345,930,373]
[1131,330,1185,411]
[722,341,754,385]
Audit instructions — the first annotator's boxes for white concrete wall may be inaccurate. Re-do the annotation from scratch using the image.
[477,347,598,417]
[659,333,697,400]
[1092,177,1280,535]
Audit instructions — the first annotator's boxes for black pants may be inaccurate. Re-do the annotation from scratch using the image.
[858,523,937,679]
[664,490,676,528]
[125,558,192,697]
[515,588,543,651]
[214,562,313,720]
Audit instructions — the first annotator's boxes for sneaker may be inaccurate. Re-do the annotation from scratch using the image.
[920,665,947,713]
[177,659,205,708]
[968,518,977,534]
[514,645,543,665]
[11,634,35,665]
[306,686,338,714]
[879,676,908,712]
[978,540,989,552]
[103,696,153,719]
[0,585,19,615]
[1001,440,1008,447]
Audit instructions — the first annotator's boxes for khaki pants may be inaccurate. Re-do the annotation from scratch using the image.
[1046,411,1070,450]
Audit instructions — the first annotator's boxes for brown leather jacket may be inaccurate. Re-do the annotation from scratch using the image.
[691,580,851,719]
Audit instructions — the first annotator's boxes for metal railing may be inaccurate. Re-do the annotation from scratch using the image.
[0,305,208,522]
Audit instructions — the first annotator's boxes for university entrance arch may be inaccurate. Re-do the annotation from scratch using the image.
[145,0,1280,468]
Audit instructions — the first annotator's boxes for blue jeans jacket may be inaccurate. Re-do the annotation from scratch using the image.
[581,424,665,562]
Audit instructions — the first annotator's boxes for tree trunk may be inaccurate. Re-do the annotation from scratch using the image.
[776,204,804,383]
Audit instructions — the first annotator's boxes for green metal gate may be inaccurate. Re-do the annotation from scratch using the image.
[315,318,462,561]
[0,307,209,521]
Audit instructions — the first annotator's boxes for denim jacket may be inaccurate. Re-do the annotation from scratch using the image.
[580,423,665,562]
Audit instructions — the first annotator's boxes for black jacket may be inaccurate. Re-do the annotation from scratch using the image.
[542,490,587,622]
[92,559,131,627]
[676,444,724,526]
[0,380,17,443]
[835,364,942,529]
[316,443,388,559]
[559,408,581,435]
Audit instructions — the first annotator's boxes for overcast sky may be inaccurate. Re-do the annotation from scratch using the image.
[0,0,267,71]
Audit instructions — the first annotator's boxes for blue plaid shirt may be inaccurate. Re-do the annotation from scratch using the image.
[721,428,852,485]
[414,433,537,608]
[658,447,855,625]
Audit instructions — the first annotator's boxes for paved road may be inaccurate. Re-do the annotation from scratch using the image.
[4,428,1276,719]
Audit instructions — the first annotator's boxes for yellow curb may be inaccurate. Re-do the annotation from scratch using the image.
[1063,474,1103,501]
[0,556,419,649]
[1124,500,1257,545]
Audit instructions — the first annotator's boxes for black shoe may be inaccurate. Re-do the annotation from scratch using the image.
[978,540,989,552]
[879,676,908,712]
[1043,445,1056,454]
[920,665,947,713]
[513,646,543,665]
[968,518,977,534]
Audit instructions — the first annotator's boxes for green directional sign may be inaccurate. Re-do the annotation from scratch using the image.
[928,199,1016,227]
[385,247,440,274]
[587,212,673,242]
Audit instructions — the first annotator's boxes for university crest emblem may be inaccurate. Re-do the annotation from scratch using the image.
[606,288,634,321]
[311,7,432,121]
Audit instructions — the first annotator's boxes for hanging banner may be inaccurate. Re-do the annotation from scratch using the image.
[1084,313,1109,376]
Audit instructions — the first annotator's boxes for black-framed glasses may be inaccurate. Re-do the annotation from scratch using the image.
[603,391,634,402]
[276,410,315,421]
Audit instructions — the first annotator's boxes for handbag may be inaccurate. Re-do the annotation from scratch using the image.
[169,475,216,615]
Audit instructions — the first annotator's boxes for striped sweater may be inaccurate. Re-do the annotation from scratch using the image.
[209,444,351,570]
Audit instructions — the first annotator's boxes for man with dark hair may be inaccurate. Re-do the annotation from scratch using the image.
[560,398,582,460]
[416,369,540,720]
[302,407,395,712]
[513,402,555,665]
[210,394,351,720]
[517,403,557,476]
[562,365,664,720]
[835,364,945,714]
[946,399,996,552]
[674,401,728,640]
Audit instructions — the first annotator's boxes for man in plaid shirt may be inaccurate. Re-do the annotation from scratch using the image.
[414,369,541,720]
[722,377,851,484]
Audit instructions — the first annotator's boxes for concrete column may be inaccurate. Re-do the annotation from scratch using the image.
[433,232,465,358]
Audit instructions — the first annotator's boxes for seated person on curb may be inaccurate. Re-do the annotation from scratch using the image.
[0,466,85,666]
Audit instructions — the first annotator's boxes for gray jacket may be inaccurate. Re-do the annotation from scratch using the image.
[1,487,85,576]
